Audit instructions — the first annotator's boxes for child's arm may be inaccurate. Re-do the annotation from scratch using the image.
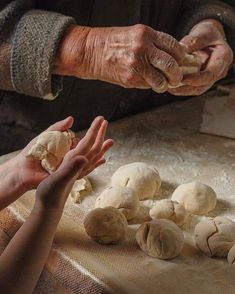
[0,116,78,210]
[0,116,113,294]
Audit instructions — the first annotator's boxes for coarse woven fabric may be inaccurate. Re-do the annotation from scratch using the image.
[1,96,235,293]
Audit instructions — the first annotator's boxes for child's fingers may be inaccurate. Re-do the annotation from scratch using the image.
[46,116,74,132]
[89,139,114,164]
[86,120,108,160]
[57,155,88,181]
[73,116,104,155]
[79,139,113,177]
[81,158,106,177]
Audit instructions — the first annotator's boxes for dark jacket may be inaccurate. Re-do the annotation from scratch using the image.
[0,0,235,154]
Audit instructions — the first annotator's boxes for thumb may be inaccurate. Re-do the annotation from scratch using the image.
[180,35,208,53]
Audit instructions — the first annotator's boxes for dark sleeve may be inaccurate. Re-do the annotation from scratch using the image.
[177,1,235,53]
[0,1,75,99]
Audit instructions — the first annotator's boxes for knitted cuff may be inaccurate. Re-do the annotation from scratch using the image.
[11,10,75,99]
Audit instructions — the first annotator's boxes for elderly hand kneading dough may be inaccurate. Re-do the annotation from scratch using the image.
[1,2,235,152]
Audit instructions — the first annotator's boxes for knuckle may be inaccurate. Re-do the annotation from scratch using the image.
[134,24,149,35]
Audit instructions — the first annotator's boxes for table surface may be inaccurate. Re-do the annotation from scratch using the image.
[1,95,235,294]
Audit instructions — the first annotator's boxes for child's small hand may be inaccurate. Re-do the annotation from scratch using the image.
[14,116,75,191]
[35,116,113,210]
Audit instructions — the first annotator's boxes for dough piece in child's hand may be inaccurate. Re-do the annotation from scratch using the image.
[149,199,187,227]
[136,219,184,259]
[95,186,139,220]
[111,162,161,200]
[70,177,92,203]
[27,130,75,173]
[195,216,235,257]
[227,244,235,264]
[84,207,128,245]
[171,181,217,215]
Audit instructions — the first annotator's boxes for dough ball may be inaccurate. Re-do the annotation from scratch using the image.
[149,199,187,227]
[136,219,184,259]
[84,207,128,244]
[111,162,161,200]
[28,130,75,173]
[70,177,92,203]
[95,186,139,220]
[227,244,235,264]
[195,216,235,257]
[171,181,217,215]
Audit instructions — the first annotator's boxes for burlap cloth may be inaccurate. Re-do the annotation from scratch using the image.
[1,95,235,293]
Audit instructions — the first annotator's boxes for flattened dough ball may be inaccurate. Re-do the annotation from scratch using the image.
[111,162,161,200]
[28,130,75,173]
[84,207,128,244]
[136,219,184,259]
[171,181,217,215]
[195,216,235,257]
[149,199,187,227]
[70,177,92,203]
[95,186,139,220]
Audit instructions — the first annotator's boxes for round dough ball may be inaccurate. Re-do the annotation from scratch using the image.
[136,219,184,259]
[228,244,235,264]
[95,186,139,220]
[149,199,187,227]
[111,162,161,200]
[171,181,217,215]
[84,207,128,244]
[195,216,235,257]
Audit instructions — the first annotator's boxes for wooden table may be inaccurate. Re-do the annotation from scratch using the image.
[1,95,235,294]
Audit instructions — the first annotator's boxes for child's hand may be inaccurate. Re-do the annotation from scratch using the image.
[14,116,75,191]
[35,116,113,210]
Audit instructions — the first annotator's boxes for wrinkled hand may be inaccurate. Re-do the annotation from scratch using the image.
[168,19,233,96]
[36,116,113,209]
[55,24,186,92]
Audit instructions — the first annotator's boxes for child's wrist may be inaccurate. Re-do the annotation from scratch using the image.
[33,198,64,218]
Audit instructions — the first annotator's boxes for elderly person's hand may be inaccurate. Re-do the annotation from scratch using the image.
[168,19,233,96]
[55,24,186,93]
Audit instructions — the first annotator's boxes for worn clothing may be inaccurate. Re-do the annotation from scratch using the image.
[0,0,235,153]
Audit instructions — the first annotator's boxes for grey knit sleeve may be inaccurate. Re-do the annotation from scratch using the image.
[11,10,75,100]
[177,1,235,54]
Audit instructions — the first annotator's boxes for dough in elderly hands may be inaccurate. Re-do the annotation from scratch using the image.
[84,207,128,244]
[95,186,139,220]
[136,219,184,259]
[171,181,217,215]
[70,177,92,203]
[169,53,202,88]
[28,130,75,173]
[195,217,235,257]
[149,199,187,227]
[111,162,161,200]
